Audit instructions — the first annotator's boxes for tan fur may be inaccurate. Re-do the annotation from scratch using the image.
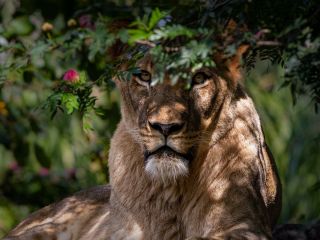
[4,52,281,240]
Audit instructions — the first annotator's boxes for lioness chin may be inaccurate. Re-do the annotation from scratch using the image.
[5,47,281,240]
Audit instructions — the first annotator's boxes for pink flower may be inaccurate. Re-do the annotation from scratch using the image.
[8,161,21,172]
[38,167,50,177]
[63,69,80,83]
[78,15,95,30]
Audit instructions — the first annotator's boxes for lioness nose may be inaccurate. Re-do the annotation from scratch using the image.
[149,122,184,136]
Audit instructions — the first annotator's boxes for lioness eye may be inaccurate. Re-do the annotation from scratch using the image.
[140,71,151,82]
[134,70,152,83]
[192,72,209,85]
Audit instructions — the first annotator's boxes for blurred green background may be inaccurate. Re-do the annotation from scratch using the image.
[0,0,319,237]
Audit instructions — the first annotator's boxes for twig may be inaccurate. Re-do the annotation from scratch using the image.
[256,41,282,46]
[135,40,156,48]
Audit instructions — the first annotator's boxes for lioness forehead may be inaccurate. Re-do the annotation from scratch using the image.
[136,54,153,72]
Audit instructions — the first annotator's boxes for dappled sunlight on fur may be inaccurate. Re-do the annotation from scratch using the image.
[5,50,281,240]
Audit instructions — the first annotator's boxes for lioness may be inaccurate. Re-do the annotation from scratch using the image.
[4,46,281,240]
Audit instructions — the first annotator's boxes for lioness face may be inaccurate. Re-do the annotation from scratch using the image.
[117,55,230,182]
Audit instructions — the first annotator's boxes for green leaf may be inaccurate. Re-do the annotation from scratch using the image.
[61,93,79,114]
[30,41,50,59]
[4,16,34,37]
[148,8,167,31]
[1,0,20,27]
[87,26,115,61]
[127,29,151,45]
[118,29,129,43]
[82,113,94,132]
[79,71,87,84]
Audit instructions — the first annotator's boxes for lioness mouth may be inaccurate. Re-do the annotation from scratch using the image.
[144,146,191,182]
[144,146,191,162]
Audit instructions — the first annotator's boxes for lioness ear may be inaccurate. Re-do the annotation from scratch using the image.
[214,44,249,87]
[226,44,249,83]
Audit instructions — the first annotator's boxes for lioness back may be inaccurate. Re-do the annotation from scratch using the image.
[4,185,141,240]
[4,186,111,239]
